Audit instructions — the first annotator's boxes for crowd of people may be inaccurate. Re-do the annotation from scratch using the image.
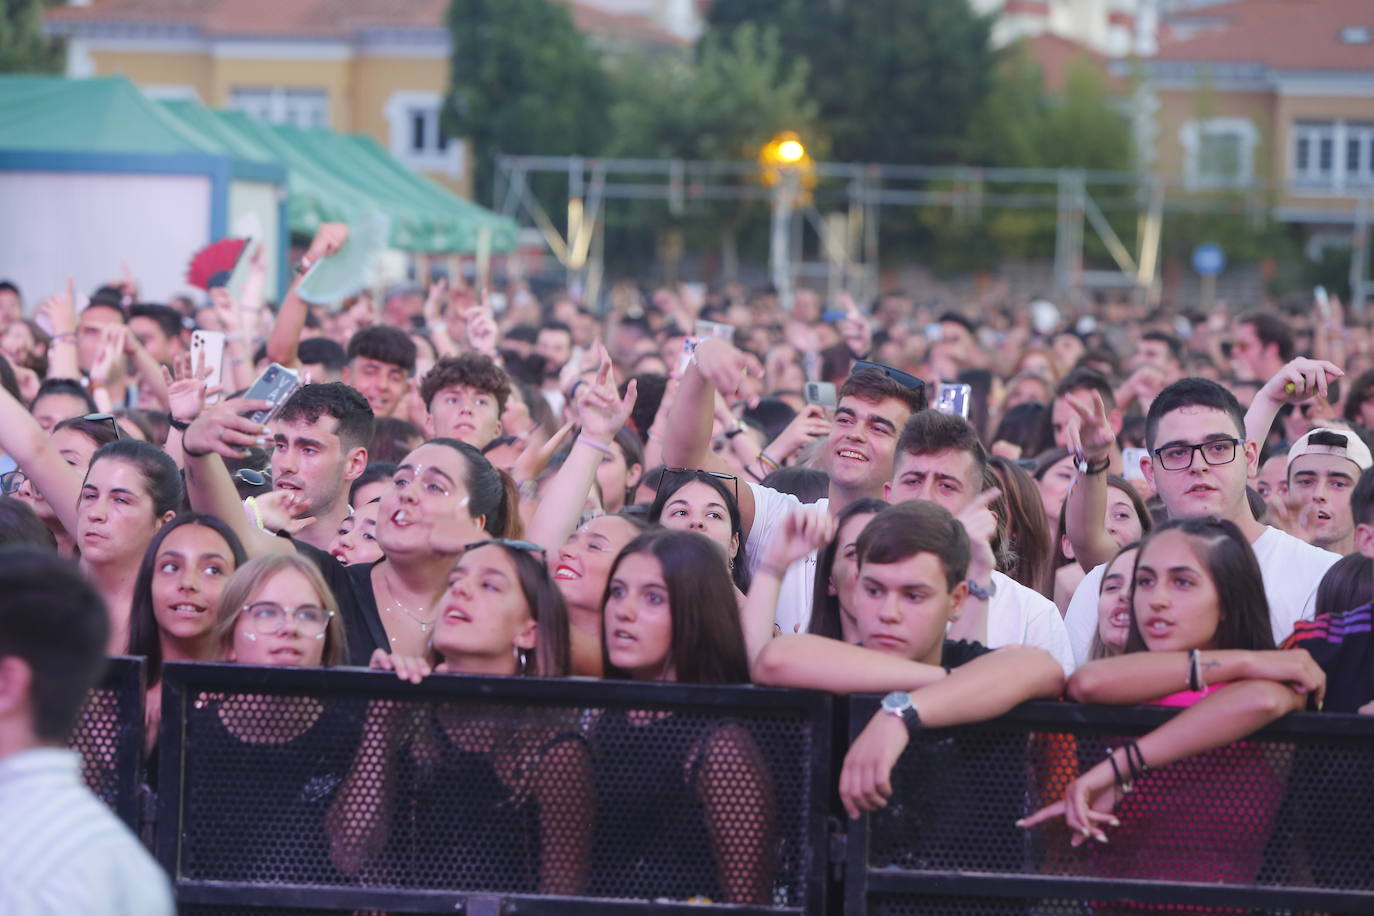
[0,221,1370,909]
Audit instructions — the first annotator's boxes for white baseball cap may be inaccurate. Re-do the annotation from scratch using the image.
[1287,427,1374,474]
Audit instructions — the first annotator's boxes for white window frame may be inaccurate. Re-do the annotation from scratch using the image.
[1291,119,1374,193]
[229,87,330,129]
[384,90,463,178]
[1179,117,1258,190]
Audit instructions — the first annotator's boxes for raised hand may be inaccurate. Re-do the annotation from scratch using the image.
[1259,357,1344,405]
[762,507,837,573]
[1061,390,1115,463]
[303,223,349,265]
[577,346,638,445]
[512,420,574,485]
[251,490,312,534]
[162,352,219,424]
[956,488,1001,581]
[693,337,761,406]
[88,325,128,388]
[465,291,499,357]
[182,397,273,459]
[766,403,832,462]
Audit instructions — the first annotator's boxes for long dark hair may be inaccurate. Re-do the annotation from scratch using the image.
[648,469,750,592]
[601,529,749,684]
[127,513,248,682]
[1124,517,1274,654]
[461,541,571,677]
[988,455,1054,596]
[809,497,888,639]
[1315,552,1373,617]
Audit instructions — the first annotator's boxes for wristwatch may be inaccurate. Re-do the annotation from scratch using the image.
[880,691,922,729]
[966,577,997,601]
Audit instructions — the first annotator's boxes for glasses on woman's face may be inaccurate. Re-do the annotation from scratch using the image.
[1,469,26,496]
[1151,437,1243,471]
[243,601,333,639]
[83,412,121,440]
[655,468,740,509]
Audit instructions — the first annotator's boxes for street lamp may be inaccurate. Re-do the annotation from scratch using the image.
[760,132,812,312]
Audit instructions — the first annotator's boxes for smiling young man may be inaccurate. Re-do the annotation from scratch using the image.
[1062,378,1340,663]
[420,353,511,449]
[269,383,373,551]
[343,326,416,419]
[886,410,1074,672]
[664,336,926,633]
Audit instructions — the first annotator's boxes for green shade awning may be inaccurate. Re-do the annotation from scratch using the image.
[162,100,516,253]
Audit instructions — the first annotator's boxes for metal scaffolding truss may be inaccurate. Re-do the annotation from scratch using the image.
[494,155,1372,311]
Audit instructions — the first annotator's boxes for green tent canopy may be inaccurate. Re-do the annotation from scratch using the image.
[161,99,516,253]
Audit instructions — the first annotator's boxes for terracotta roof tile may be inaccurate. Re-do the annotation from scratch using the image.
[1157,0,1374,71]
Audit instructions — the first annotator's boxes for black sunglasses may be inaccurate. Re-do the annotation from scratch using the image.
[851,360,925,394]
[83,412,121,439]
[462,538,549,560]
[654,467,740,512]
[233,467,271,488]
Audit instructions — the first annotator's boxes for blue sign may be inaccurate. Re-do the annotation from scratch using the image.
[1192,243,1226,276]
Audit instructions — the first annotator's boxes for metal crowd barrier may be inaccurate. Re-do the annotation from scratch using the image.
[75,662,1374,915]
[843,696,1374,915]
[156,662,834,915]
[70,655,145,830]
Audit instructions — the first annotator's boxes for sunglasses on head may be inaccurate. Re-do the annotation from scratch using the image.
[83,412,121,439]
[654,467,740,510]
[234,467,271,488]
[851,360,925,394]
[1,469,26,496]
[462,538,549,561]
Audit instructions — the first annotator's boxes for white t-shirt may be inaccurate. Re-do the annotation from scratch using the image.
[987,570,1076,675]
[745,482,829,635]
[1063,525,1340,665]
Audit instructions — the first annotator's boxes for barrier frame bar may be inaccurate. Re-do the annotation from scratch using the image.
[843,696,1374,914]
[157,662,834,915]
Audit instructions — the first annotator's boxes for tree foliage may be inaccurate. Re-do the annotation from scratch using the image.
[607,23,821,162]
[0,0,62,73]
[445,0,612,202]
[706,0,996,165]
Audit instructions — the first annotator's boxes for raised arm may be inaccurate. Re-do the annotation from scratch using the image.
[1244,357,1343,448]
[266,224,348,369]
[39,279,80,381]
[181,397,294,557]
[1061,391,1118,571]
[0,380,82,534]
[1020,670,1320,844]
[744,508,836,662]
[663,337,760,535]
[525,349,636,550]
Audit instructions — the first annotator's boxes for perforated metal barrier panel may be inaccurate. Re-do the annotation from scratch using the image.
[157,663,832,915]
[70,655,144,829]
[845,698,1374,916]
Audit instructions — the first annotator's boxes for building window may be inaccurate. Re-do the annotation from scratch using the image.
[1292,120,1374,191]
[384,91,463,178]
[1180,118,1257,190]
[229,87,330,128]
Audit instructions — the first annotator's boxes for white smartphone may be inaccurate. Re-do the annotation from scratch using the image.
[189,330,227,405]
[804,381,837,409]
[934,383,971,420]
[241,362,300,426]
[694,319,734,342]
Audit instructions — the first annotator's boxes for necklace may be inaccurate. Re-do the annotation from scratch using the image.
[380,566,438,639]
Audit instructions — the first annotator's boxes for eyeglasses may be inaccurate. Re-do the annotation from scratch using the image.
[654,467,740,512]
[1,469,27,496]
[83,412,121,440]
[234,467,270,488]
[851,360,925,394]
[1151,437,1243,471]
[242,601,334,638]
[462,538,549,561]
